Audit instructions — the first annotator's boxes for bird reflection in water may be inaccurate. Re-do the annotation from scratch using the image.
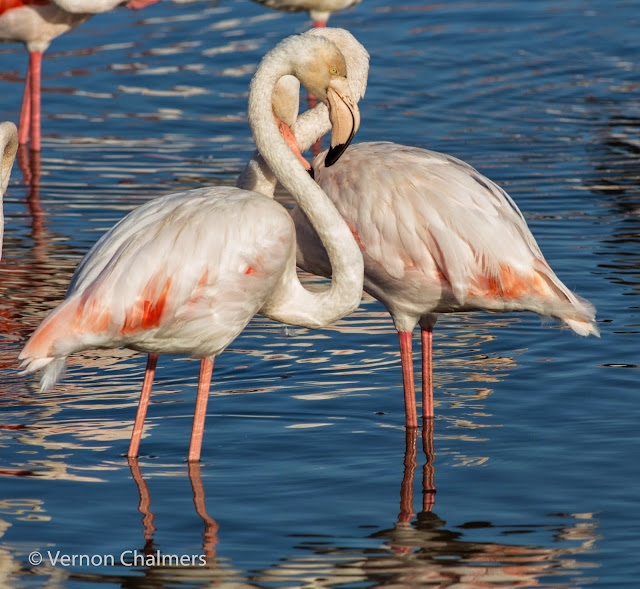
[128,459,219,564]
[367,423,599,588]
[17,143,44,241]
[118,459,248,587]
[255,422,600,588]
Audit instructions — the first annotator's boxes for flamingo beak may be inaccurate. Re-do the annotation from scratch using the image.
[325,78,360,167]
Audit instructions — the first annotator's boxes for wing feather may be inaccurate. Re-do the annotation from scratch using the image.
[311,142,544,303]
[22,186,294,363]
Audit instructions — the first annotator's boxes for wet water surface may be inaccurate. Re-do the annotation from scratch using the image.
[0,1,638,587]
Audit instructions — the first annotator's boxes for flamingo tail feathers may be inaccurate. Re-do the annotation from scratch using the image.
[19,299,83,391]
[562,294,599,337]
[532,260,599,337]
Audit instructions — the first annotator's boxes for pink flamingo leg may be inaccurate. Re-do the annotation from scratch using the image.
[18,63,32,146]
[188,358,214,462]
[398,331,418,428]
[29,51,43,151]
[421,325,434,419]
[128,353,159,458]
[312,19,327,28]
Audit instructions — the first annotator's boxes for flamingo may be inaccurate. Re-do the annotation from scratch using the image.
[18,29,364,461]
[249,0,361,27]
[0,0,159,151]
[291,109,599,429]
[0,121,19,257]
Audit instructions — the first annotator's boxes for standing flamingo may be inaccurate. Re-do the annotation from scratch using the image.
[0,121,19,257]
[291,115,599,429]
[249,0,361,27]
[19,30,363,461]
[0,0,158,151]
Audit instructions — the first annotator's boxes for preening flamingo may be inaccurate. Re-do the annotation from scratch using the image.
[250,0,361,27]
[0,0,158,151]
[0,121,19,258]
[292,128,599,429]
[19,30,364,461]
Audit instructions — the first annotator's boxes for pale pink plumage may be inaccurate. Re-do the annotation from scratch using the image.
[19,31,364,461]
[250,0,361,27]
[0,0,158,150]
[21,188,296,364]
[0,121,19,259]
[293,141,599,426]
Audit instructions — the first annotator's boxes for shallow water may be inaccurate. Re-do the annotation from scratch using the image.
[0,0,638,587]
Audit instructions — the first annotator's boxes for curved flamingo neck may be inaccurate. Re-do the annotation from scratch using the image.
[247,35,363,327]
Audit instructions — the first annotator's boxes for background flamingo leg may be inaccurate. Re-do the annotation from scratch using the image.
[18,63,32,145]
[421,325,434,419]
[398,331,418,428]
[128,353,159,458]
[188,358,214,462]
[28,51,42,151]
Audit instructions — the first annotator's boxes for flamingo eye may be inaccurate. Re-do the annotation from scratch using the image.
[329,66,339,75]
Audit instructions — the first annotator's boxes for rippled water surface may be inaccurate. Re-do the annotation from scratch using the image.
[0,1,638,587]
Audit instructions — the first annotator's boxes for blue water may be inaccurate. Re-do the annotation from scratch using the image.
[0,0,638,587]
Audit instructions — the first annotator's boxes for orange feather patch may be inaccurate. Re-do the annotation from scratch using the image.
[469,264,550,300]
[120,277,172,335]
[75,297,112,333]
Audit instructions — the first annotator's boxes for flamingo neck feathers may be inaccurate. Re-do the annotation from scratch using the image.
[235,151,277,196]
[248,34,364,327]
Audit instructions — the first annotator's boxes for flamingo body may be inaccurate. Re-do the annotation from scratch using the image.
[250,0,361,26]
[0,2,90,53]
[293,141,599,424]
[0,0,158,149]
[19,30,364,460]
[20,188,295,370]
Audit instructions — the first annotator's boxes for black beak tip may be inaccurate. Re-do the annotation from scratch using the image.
[325,143,347,167]
[307,166,315,180]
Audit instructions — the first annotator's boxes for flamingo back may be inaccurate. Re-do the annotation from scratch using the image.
[294,142,598,335]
